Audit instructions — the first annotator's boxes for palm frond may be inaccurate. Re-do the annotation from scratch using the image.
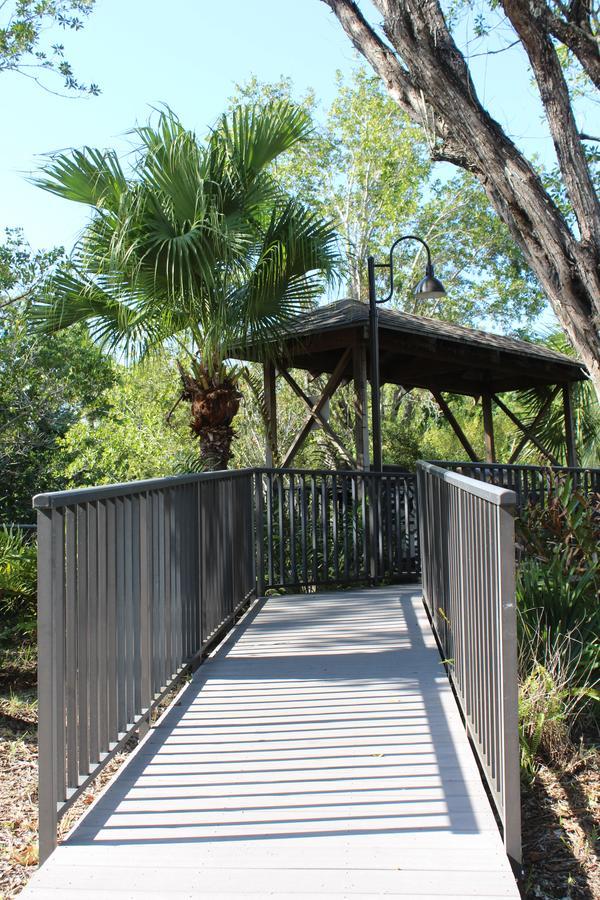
[216,101,312,180]
[509,333,599,466]
[32,147,127,209]
[232,200,339,349]
[32,103,341,374]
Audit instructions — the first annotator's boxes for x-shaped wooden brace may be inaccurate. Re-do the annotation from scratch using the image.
[280,347,357,469]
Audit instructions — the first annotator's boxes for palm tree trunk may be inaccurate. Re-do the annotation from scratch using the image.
[178,363,241,471]
[196,423,236,471]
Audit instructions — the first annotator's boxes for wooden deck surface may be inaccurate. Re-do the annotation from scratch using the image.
[22,587,520,898]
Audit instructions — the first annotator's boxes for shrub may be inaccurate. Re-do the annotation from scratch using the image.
[516,477,599,682]
[517,612,599,780]
[516,477,599,776]
[0,526,37,642]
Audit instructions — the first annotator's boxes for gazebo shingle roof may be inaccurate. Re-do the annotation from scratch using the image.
[233,298,587,395]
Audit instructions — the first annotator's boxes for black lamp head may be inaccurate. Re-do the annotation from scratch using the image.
[413,262,446,299]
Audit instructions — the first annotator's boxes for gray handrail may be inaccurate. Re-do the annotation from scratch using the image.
[417,460,517,506]
[33,467,254,508]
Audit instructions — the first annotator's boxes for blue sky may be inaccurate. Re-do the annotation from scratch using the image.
[1,0,594,257]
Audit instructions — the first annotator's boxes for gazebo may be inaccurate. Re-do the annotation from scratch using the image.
[232,298,588,470]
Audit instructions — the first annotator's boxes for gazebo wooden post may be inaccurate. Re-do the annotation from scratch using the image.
[353,340,370,470]
[263,362,277,467]
[482,394,496,463]
[562,383,578,467]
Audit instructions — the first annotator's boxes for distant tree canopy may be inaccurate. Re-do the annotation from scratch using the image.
[321,0,600,400]
[0,230,115,522]
[232,70,546,332]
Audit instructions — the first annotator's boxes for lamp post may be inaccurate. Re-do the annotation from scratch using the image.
[368,235,446,472]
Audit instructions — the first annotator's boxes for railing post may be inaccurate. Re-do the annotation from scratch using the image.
[37,506,63,865]
[498,500,522,866]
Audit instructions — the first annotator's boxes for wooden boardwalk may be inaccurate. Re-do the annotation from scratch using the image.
[22,587,520,899]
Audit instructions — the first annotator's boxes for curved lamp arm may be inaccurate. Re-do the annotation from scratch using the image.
[379,234,433,304]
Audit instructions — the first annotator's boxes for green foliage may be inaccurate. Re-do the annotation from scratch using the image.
[511,333,600,467]
[519,663,572,781]
[0,229,116,522]
[516,477,600,677]
[0,0,98,93]
[0,527,37,641]
[54,354,191,487]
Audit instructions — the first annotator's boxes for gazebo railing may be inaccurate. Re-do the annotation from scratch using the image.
[254,468,418,589]
[433,460,600,511]
[417,461,521,864]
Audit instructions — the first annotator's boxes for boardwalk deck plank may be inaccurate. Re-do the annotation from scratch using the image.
[22,588,520,899]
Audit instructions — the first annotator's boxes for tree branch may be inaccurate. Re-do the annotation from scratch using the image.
[502,0,600,246]
[320,0,425,124]
[532,0,600,91]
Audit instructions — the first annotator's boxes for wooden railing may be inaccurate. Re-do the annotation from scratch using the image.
[417,460,521,865]
[434,460,600,511]
[34,466,418,862]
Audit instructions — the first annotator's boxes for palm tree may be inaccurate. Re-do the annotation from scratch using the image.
[31,103,339,469]
[511,333,599,467]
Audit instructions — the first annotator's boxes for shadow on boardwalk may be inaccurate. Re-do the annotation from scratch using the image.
[22,587,520,898]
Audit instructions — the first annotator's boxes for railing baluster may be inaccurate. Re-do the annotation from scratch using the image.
[106,499,117,743]
[124,495,134,727]
[139,492,151,737]
[332,473,339,581]
[131,495,142,718]
[360,474,367,579]
[115,497,126,734]
[289,473,296,585]
[311,475,318,584]
[65,507,78,789]
[151,491,160,697]
[300,474,308,584]
[255,473,265,596]
[351,475,358,580]
[87,502,99,766]
[97,501,108,754]
[77,503,89,774]
[277,474,284,584]
[342,475,349,581]
[321,476,328,582]
[266,472,274,587]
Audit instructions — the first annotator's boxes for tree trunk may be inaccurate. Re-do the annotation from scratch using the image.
[178,363,242,470]
[321,0,600,402]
